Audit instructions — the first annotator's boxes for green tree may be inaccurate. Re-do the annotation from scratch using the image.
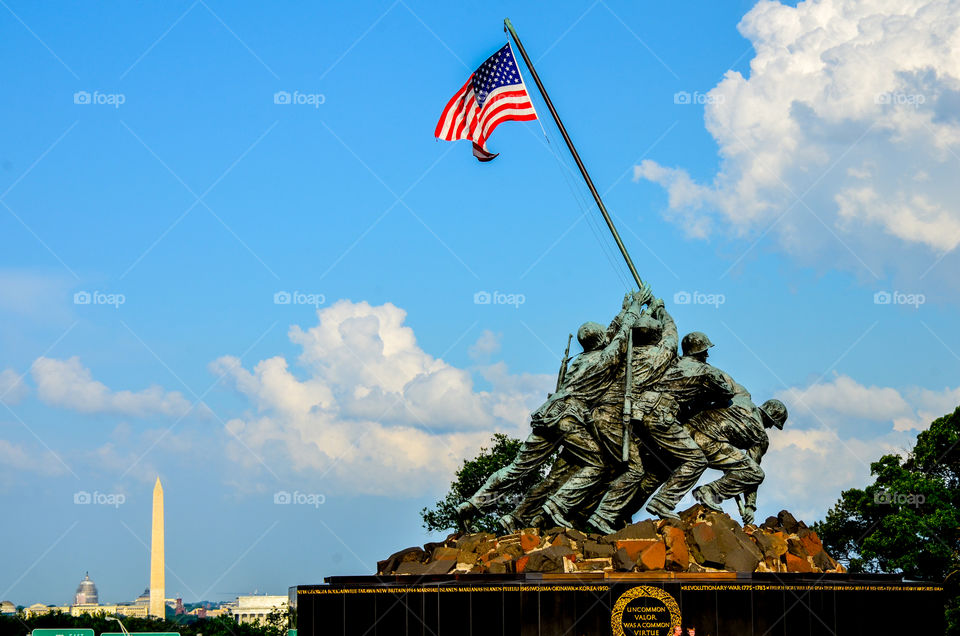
[815,405,960,633]
[0,608,287,636]
[420,433,550,534]
[263,605,291,636]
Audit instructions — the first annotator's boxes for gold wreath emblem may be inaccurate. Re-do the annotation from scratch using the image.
[610,585,681,636]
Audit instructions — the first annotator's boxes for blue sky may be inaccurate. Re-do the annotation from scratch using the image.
[2,0,959,605]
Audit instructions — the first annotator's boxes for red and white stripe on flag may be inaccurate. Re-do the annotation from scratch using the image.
[434,44,537,161]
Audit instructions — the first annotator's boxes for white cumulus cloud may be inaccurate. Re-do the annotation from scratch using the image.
[0,369,28,404]
[31,356,192,417]
[468,329,502,360]
[778,372,960,431]
[749,373,960,520]
[636,0,960,278]
[211,300,552,496]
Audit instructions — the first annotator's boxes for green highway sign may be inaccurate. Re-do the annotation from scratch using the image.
[31,630,94,636]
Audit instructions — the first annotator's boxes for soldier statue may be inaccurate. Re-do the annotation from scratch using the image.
[581,296,679,533]
[456,288,787,533]
[686,384,788,524]
[455,290,648,532]
[629,331,735,521]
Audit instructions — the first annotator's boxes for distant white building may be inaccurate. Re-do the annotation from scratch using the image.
[74,573,99,605]
[0,601,16,615]
[229,595,287,625]
[24,604,70,618]
[116,604,149,618]
[22,573,155,620]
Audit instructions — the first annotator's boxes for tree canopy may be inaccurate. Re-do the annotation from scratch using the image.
[815,405,960,633]
[0,608,290,636]
[420,433,549,534]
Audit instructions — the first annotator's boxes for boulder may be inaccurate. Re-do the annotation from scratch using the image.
[799,529,824,557]
[583,540,616,559]
[378,546,425,574]
[637,541,667,571]
[785,552,812,573]
[613,547,636,572]
[704,511,739,532]
[723,541,761,572]
[778,510,800,534]
[487,555,515,574]
[760,516,779,531]
[457,532,496,553]
[432,546,460,561]
[456,549,480,565]
[786,537,808,560]
[661,526,689,571]
[606,520,659,541]
[425,559,457,574]
[690,523,725,569]
[615,538,660,562]
[520,531,541,552]
[717,526,763,572]
[525,545,575,573]
[679,504,707,525]
[496,542,524,560]
[394,561,430,575]
[422,534,458,556]
[812,550,838,572]
[753,531,788,560]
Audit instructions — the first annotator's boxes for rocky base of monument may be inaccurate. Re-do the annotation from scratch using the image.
[378,506,846,576]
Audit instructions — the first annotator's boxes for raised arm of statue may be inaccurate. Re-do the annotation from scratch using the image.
[649,299,679,365]
[606,284,651,341]
[598,300,641,367]
[604,293,631,341]
[655,301,678,353]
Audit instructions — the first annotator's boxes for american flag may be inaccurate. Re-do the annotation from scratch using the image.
[434,43,537,161]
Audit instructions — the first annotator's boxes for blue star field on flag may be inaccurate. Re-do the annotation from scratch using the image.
[471,44,523,108]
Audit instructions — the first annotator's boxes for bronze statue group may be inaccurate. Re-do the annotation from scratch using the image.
[457,286,788,535]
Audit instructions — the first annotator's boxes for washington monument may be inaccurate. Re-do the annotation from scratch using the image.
[149,477,165,619]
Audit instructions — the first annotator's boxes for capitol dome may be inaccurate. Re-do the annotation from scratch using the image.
[74,572,98,605]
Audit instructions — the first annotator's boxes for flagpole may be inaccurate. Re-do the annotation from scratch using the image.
[504,17,644,290]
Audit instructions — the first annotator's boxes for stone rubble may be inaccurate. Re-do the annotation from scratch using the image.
[377,507,846,576]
